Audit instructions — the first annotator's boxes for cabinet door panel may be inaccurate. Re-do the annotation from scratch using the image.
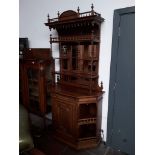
[59,103,72,134]
[52,98,75,137]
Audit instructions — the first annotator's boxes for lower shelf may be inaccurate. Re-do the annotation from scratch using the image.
[79,124,96,139]
[53,122,100,150]
[54,132,101,150]
[77,138,101,150]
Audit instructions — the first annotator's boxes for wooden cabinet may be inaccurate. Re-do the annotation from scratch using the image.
[45,4,104,149]
[51,91,103,149]
[20,48,54,115]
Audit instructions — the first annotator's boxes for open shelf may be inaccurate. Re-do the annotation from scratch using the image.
[79,124,96,139]
[79,103,97,119]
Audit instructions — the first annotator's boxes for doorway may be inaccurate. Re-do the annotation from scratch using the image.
[107,7,135,155]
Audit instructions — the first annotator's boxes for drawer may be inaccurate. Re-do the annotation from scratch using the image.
[52,94,76,103]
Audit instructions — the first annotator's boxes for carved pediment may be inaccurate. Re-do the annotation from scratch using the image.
[59,10,78,21]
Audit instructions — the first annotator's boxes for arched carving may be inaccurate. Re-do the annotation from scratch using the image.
[59,10,78,21]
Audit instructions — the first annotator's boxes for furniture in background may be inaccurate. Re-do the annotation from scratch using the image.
[45,4,104,149]
[19,38,29,58]
[19,104,46,155]
[19,38,29,104]
[19,48,54,122]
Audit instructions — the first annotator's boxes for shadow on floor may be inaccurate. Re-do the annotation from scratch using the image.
[31,125,127,155]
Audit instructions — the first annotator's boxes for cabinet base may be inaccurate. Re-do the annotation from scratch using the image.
[54,134,101,150]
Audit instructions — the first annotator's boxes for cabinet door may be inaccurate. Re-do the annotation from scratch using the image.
[52,98,75,137]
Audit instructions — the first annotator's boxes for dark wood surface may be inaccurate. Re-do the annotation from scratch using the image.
[45,5,104,149]
[19,48,54,115]
[23,48,51,60]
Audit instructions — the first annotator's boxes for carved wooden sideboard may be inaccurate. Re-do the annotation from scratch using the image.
[45,4,104,149]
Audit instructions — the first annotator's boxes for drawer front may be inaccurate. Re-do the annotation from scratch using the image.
[52,94,76,103]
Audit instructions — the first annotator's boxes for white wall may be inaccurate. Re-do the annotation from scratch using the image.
[19,0,135,141]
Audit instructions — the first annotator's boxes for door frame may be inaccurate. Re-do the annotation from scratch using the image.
[106,6,135,147]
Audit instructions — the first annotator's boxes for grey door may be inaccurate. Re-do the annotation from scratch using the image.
[107,7,135,155]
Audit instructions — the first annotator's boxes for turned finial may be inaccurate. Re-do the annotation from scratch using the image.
[47,13,50,22]
[91,4,94,15]
[91,4,94,11]
[77,6,80,14]
[50,34,52,43]
[57,11,60,17]
[101,81,103,90]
